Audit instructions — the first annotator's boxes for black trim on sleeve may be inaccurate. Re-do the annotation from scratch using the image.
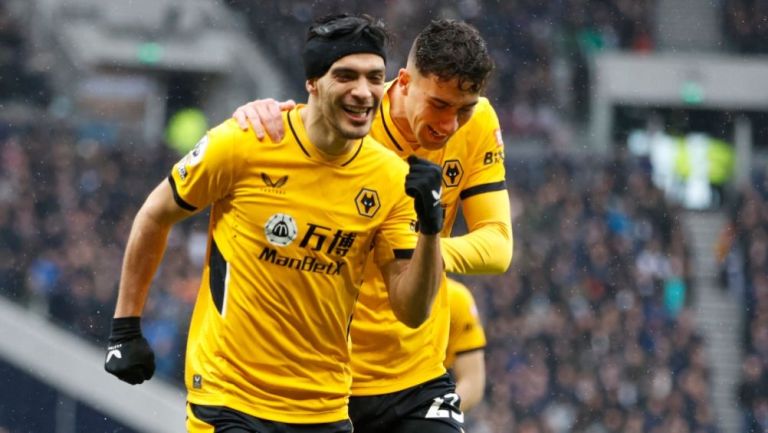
[394,249,414,259]
[167,175,197,211]
[208,238,227,315]
[341,139,364,167]
[459,180,507,200]
[454,346,486,357]
[380,103,404,151]
[287,109,311,158]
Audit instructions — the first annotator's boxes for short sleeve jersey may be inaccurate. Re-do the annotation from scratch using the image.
[170,110,418,423]
[444,279,487,369]
[349,82,506,395]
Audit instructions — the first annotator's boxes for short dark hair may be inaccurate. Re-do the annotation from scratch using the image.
[409,20,494,94]
[303,13,390,79]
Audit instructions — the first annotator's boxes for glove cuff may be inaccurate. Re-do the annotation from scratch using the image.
[109,317,142,344]
[416,219,442,235]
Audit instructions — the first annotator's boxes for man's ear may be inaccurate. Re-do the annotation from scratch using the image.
[397,68,410,95]
[306,78,318,95]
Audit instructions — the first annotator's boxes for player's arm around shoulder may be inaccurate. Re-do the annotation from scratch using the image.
[375,154,444,328]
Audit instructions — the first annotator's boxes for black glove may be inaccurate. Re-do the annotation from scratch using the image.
[405,155,443,235]
[104,317,155,385]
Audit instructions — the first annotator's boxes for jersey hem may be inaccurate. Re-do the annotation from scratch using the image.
[186,391,349,424]
[350,367,447,396]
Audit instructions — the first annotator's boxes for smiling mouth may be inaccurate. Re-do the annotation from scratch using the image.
[343,105,372,122]
[427,125,447,141]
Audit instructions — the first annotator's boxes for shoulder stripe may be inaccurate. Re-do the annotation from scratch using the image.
[287,109,311,157]
[167,175,197,211]
[380,103,403,151]
[460,181,507,200]
[394,249,414,259]
[341,139,364,167]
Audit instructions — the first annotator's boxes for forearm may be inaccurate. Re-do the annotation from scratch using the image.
[442,222,512,274]
[454,351,486,411]
[389,234,443,328]
[113,208,174,318]
[442,189,512,274]
[456,376,484,411]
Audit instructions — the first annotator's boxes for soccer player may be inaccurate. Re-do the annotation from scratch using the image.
[233,19,511,433]
[444,279,487,412]
[103,14,446,433]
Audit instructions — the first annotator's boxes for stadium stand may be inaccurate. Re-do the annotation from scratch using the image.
[458,153,719,433]
[719,170,768,433]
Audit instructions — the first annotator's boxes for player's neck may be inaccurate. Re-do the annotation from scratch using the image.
[388,84,419,146]
[301,105,356,157]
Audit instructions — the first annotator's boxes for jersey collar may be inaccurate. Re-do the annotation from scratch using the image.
[379,79,420,155]
[286,105,364,167]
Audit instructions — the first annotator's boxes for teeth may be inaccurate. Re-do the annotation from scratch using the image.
[345,106,369,114]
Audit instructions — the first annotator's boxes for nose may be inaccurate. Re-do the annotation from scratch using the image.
[349,77,372,101]
[435,114,459,136]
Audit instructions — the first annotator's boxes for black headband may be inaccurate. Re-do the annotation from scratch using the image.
[303,28,387,80]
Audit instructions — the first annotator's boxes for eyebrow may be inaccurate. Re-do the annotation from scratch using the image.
[331,67,386,76]
[429,96,479,109]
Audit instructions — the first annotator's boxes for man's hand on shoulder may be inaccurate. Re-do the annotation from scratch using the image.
[232,98,295,141]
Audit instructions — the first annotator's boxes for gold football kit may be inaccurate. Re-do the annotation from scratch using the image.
[350,81,511,395]
[170,110,418,424]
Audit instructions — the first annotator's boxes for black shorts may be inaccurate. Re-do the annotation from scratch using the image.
[349,373,464,433]
[187,403,353,433]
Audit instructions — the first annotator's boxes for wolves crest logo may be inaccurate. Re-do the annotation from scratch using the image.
[355,188,381,218]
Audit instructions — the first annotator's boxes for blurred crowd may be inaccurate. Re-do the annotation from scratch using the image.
[225,0,656,144]
[723,0,768,54]
[0,123,203,383]
[459,155,716,433]
[719,170,768,433]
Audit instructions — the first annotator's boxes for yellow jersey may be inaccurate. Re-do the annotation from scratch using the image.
[350,82,508,395]
[170,110,419,423]
[444,279,487,369]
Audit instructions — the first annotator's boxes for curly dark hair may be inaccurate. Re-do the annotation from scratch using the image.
[409,19,493,93]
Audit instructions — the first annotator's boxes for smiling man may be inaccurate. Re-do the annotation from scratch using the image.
[103,14,446,433]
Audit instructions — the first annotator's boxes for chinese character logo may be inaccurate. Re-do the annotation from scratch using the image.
[299,224,358,257]
[355,188,380,218]
[264,213,298,246]
[442,159,463,188]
